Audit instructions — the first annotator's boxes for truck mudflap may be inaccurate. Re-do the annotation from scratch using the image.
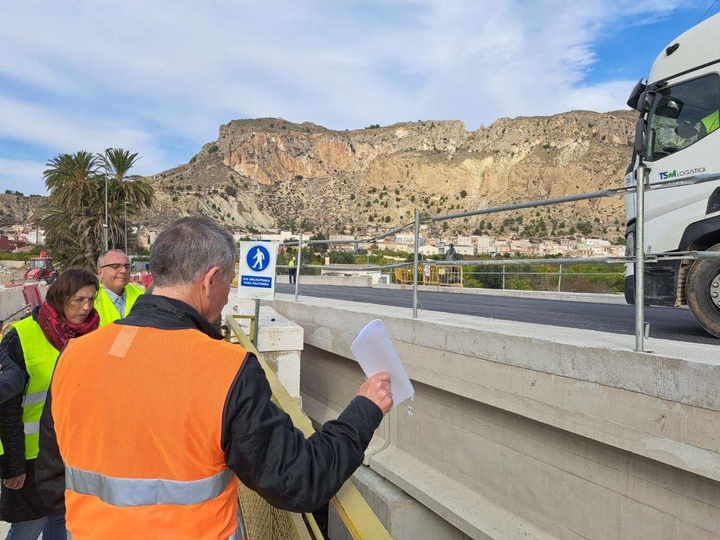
[624,259,681,306]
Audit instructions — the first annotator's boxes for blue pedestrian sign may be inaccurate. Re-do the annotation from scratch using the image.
[238,241,278,300]
[246,245,271,272]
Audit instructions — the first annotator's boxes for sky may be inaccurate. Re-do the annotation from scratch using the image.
[1,0,719,196]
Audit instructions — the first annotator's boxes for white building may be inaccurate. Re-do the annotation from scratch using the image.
[257,230,295,243]
[419,245,440,256]
[23,229,46,245]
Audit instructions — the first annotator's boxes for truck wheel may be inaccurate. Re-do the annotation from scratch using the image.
[686,244,720,338]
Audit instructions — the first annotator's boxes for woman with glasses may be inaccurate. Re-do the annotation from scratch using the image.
[0,268,100,540]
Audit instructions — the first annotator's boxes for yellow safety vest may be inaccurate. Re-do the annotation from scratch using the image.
[95,284,143,327]
[701,110,719,135]
[12,316,60,459]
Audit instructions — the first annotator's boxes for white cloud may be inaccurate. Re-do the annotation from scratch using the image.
[0,157,47,196]
[0,0,702,194]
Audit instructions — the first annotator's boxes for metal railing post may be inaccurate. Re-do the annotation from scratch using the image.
[635,166,647,352]
[413,209,419,318]
[252,299,260,346]
[502,264,506,289]
[558,263,563,292]
[294,230,302,302]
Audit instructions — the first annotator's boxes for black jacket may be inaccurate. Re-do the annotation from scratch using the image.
[37,294,383,513]
[0,333,27,405]
[0,316,56,523]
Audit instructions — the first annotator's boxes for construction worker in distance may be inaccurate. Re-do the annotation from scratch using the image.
[288,255,297,284]
[36,216,393,540]
[94,249,143,326]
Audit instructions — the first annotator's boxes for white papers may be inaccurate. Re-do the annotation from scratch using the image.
[350,319,414,408]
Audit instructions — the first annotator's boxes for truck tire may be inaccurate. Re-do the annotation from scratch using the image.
[686,244,720,338]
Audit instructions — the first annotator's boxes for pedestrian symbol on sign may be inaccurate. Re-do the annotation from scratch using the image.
[247,245,271,272]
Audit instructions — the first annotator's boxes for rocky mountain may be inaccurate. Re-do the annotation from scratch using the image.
[0,193,45,228]
[4,110,636,242]
[148,110,635,241]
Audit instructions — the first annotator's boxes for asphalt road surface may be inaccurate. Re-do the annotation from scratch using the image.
[275,283,718,345]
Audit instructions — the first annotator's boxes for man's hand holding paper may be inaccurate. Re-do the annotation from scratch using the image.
[358,371,393,414]
[351,319,414,410]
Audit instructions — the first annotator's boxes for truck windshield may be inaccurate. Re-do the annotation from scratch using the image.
[646,74,719,161]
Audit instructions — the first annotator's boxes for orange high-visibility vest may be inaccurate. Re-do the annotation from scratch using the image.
[51,324,248,540]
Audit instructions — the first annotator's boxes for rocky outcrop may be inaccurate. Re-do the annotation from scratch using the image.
[4,110,636,243]
[0,194,45,227]
[146,111,634,240]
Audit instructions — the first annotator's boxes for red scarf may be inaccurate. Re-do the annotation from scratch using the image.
[36,302,100,351]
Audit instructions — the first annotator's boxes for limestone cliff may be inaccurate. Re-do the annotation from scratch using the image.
[4,110,636,242]
[147,111,634,240]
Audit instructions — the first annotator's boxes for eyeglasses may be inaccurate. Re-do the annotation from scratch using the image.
[67,296,96,306]
[101,263,131,270]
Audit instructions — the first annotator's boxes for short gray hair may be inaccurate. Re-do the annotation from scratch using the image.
[150,216,236,287]
[97,249,128,269]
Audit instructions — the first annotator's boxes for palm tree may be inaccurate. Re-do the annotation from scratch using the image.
[100,148,154,248]
[43,151,101,208]
[41,149,154,269]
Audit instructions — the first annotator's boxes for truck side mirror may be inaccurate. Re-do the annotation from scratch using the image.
[634,117,646,157]
[627,79,647,110]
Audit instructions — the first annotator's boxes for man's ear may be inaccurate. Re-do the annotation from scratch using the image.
[200,266,222,294]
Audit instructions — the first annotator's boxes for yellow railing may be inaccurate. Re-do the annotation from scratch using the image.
[394,265,463,289]
[225,314,393,540]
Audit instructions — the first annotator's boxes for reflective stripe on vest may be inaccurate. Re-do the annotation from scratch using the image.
[53,325,248,539]
[13,316,59,459]
[96,284,143,327]
[66,466,235,507]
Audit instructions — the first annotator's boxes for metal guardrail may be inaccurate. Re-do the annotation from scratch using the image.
[276,172,720,351]
[225,314,393,540]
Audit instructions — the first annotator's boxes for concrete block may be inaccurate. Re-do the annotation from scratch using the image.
[0,286,27,322]
[263,350,301,399]
[295,275,374,287]
[224,300,304,400]
[328,465,473,540]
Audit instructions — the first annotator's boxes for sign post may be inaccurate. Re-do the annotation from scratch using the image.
[238,241,278,345]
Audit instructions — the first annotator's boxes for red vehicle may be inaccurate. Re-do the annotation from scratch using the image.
[24,251,59,284]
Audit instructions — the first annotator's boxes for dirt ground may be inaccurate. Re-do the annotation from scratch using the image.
[0,264,26,287]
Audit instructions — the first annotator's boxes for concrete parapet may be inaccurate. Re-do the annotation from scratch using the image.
[294,275,373,287]
[271,293,720,540]
[225,299,304,400]
[329,465,473,540]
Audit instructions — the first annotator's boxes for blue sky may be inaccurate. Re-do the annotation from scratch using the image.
[1,0,719,196]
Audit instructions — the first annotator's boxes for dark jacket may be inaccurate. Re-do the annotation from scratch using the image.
[37,294,383,514]
[0,316,56,523]
[0,331,27,405]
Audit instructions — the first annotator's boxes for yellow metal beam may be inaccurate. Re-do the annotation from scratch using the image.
[225,315,392,540]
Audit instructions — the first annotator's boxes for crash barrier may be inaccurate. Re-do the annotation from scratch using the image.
[224,315,392,540]
[279,172,720,351]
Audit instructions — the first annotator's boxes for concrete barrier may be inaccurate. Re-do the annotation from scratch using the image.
[294,275,373,287]
[225,299,304,402]
[271,293,720,540]
[0,283,46,325]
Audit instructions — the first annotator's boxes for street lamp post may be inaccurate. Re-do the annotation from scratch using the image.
[103,176,109,251]
[124,201,128,254]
